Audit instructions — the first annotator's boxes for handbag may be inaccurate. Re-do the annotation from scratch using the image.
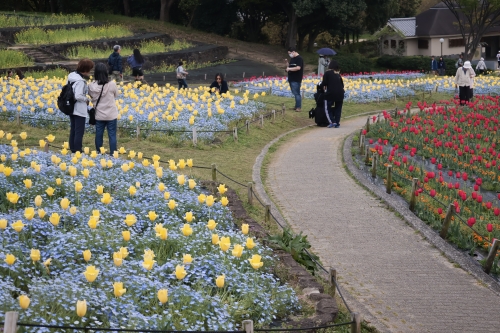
[88,83,105,125]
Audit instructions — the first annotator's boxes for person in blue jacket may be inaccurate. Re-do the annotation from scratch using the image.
[437,57,446,76]
[431,56,438,75]
[107,45,122,82]
[127,49,145,82]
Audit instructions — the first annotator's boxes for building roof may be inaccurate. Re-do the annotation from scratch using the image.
[415,4,461,36]
[388,18,416,37]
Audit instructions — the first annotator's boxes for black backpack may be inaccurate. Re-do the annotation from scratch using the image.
[57,81,76,116]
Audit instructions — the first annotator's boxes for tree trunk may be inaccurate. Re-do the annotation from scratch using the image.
[307,30,320,52]
[346,31,350,45]
[297,31,307,51]
[160,0,167,21]
[49,0,56,12]
[286,10,298,49]
[123,0,131,17]
[165,0,175,22]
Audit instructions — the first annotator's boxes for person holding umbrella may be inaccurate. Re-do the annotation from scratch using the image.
[318,55,328,76]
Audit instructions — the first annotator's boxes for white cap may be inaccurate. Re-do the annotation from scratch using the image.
[463,61,472,69]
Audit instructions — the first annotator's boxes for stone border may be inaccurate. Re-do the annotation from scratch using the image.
[343,132,500,296]
[199,180,339,328]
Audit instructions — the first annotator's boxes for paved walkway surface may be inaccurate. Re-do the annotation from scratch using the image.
[265,116,500,333]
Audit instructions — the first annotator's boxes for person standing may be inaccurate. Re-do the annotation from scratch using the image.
[437,57,446,76]
[455,54,464,68]
[67,58,94,153]
[88,63,119,155]
[431,56,438,75]
[320,60,344,128]
[127,49,145,82]
[108,45,123,82]
[176,61,188,89]
[318,55,328,76]
[455,60,472,105]
[209,73,228,94]
[496,51,500,69]
[469,66,476,100]
[476,57,487,75]
[285,47,304,112]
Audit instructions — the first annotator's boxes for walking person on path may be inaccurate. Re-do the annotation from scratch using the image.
[88,63,119,155]
[285,47,304,112]
[127,49,145,82]
[176,61,188,89]
[108,45,123,82]
[476,57,487,75]
[431,56,438,75]
[437,57,446,76]
[320,60,344,128]
[67,58,94,153]
[455,60,472,105]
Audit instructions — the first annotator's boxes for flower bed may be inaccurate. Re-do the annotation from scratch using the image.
[0,13,90,28]
[0,49,33,69]
[0,77,263,140]
[0,134,299,331]
[362,96,500,255]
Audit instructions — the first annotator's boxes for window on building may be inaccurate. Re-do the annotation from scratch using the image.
[449,38,465,48]
[383,40,389,49]
[418,39,429,49]
[391,40,397,49]
[399,41,405,49]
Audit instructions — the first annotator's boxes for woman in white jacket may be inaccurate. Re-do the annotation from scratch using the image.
[455,61,472,105]
[67,58,94,153]
[88,63,119,154]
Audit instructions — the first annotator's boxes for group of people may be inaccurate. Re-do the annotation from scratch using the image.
[107,45,146,83]
[431,54,488,76]
[285,47,343,128]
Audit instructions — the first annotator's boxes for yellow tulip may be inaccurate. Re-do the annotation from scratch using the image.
[5,253,16,265]
[121,163,130,172]
[30,249,41,262]
[43,258,52,267]
[49,213,60,227]
[198,194,206,204]
[156,226,168,240]
[113,282,127,297]
[124,214,137,227]
[175,265,187,280]
[38,209,46,218]
[69,206,78,215]
[45,187,55,196]
[19,132,27,140]
[6,192,20,204]
[219,236,231,252]
[187,159,193,168]
[0,219,7,229]
[217,184,227,195]
[100,147,106,154]
[82,169,90,178]
[95,185,104,195]
[88,216,98,229]
[69,166,77,177]
[34,195,42,207]
[128,150,136,159]
[60,197,70,210]
[212,233,220,245]
[168,199,177,210]
[156,167,163,178]
[248,254,264,270]
[76,300,87,317]
[177,174,185,185]
[220,197,229,206]
[101,193,112,205]
[92,210,100,219]
[216,274,225,288]
[6,133,12,140]
[181,224,193,236]
[122,230,131,241]
[188,179,196,189]
[143,256,156,270]
[19,295,30,309]
[163,191,170,200]
[83,250,92,262]
[128,185,137,196]
[83,265,99,282]
[46,134,55,143]
[184,212,195,223]
[205,195,215,207]
[157,289,168,303]
[23,179,32,189]
[148,211,158,221]
[177,159,186,169]
[207,219,217,230]
[11,220,25,232]
[168,159,177,171]
[246,237,256,249]
[24,207,35,220]
[55,178,62,186]
[232,244,244,258]
[157,182,166,192]
[11,153,18,161]
[241,223,249,235]
[183,254,193,264]
[120,247,129,258]
[119,147,126,154]
[113,251,123,266]
[3,167,13,176]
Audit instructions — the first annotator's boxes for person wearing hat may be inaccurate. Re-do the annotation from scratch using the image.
[107,45,123,82]
[476,57,487,75]
[455,60,472,105]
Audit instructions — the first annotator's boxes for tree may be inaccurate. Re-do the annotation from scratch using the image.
[364,0,399,33]
[160,0,176,22]
[123,0,131,16]
[442,0,500,60]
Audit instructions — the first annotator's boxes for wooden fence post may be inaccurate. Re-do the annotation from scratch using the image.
[484,239,500,274]
[233,127,238,141]
[351,312,361,333]
[282,103,285,116]
[329,268,337,297]
[247,182,253,205]
[44,140,49,153]
[272,110,276,122]
[359,135,365,154]
[260,115,264,128]
[245,120,249,134]
[439,203,455,239]
[265,204,270,223]
[211,163,217,181]
[409,178,418,212]
[242,319,254,333]
[16,113,20,126]
[192,127,197,146]
[136,125,140,140]
[365,117,370,132]
[386,165,392,194]
[371,153,377,178]
[364,145,370,164]
[4,311,19,333]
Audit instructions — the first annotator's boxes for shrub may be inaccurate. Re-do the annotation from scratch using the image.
[334,54,373,74]
[0,49,33,69]
[377,55,457,75]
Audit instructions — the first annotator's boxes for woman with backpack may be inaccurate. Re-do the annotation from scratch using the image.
[176,61,188,89]
[127,49,145,82]
[88,62,119,155]
[67,58,94,153]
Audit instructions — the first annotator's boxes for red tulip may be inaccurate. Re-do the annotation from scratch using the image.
[474,185,479,191]
[467,217,476,227]
[430,189,436,197]
[487,224,493,233]
[431,157,436,164]
[455,183,460,189]
[472,192,478,199]
[409,165,414,172]
[494,208,500,216]
[477,195,483,203]
[462,173,468,181]
[437,208,443,214]
[486,202,492,210]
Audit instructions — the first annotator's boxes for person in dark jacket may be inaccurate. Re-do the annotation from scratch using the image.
[107,45,122,82]
[320,60,344,128]
[431,56,438,75]
[209,73,228,94]
[437,57,446,76]
[127,49,145,82]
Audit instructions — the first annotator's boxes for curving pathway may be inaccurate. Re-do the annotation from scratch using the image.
[263,116,500,333]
